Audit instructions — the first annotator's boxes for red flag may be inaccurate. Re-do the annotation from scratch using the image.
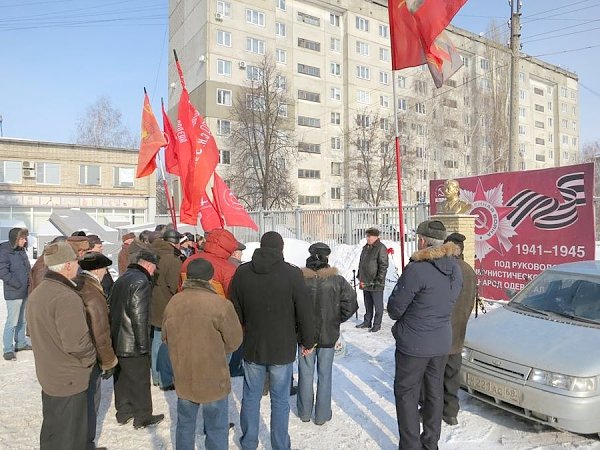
[199,193,223,232]
[136,92,167,178]
[162,101,179,176]
[174,55,220,225]
[212,172,258,231]
[388,0,466,87]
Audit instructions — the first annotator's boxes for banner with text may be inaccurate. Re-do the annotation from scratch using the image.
[430,163,595,300]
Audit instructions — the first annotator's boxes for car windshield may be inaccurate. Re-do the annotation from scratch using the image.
[508,270,600,324]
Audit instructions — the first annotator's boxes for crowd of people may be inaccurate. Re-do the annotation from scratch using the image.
[0,220,476,450]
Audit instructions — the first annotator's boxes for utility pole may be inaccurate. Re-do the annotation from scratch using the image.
[508,0,522,171]
[0,115,3,137]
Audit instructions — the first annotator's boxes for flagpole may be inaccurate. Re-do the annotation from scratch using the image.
[392,70,407,269]
[157,151,178,230]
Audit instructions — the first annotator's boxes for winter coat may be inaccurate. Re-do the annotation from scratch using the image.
[230,247,316,365]
[118,242,130,276]
[101,271,114,298]
[180,229,239,298]
[150,239,183,328]
[450,259,477,354]
[79,272,118,370]
[127,239,150,263]
[388,242,463,357]
[301,266,358,348]
[109,264,153,357]
[29,255,47,294]
[162,279,243,404]
[357,239,388,291]
[26,270,96,396]
[0,228,31,300]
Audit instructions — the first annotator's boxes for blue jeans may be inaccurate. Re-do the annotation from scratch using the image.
[176,396,229,450]
[3,298,28,353]
[297,347,335,424]
[240,361,292,450]
[151,327,173,387]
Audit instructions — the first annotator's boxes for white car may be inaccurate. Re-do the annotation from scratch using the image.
[460,261,600,437]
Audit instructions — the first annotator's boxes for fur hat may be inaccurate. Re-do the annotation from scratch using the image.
[79,251,112,271]
[186,258,214,281]
[121,232,136,243]
[365,227,380,237]
[87,234,103,247]
[163,230,183,244]
[135,249,160,265]
[67,236,90,253]
[416,220,447,241]
[44,241,77,266]
[260,231,284,251]
[308,242,331,259]
[8,228,28,248]
[444,232,465,253]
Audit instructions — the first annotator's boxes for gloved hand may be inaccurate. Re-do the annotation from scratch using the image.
[101,367,116,380]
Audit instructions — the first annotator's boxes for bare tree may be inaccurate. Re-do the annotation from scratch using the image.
[227,55,296,210]
[581,141,600,196]
[348,109,397,206]
[74,95,137,148]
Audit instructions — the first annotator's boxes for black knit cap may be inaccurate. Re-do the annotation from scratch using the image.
[260,231,284,251]
[444,232,466,253]
[186,258,214,281]
[136,249,160,265]
[79,251,112,271]
[308,242,331,259]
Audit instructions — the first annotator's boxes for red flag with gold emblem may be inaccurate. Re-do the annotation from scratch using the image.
[212,172,258,231]
[162,100,179,176]
[136,91,167,178]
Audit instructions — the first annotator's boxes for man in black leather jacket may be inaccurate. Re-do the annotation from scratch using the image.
[108,250,165,429]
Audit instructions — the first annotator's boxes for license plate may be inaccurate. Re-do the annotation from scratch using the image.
[466,373,523,405]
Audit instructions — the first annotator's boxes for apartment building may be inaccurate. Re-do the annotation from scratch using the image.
[168,0,579,207]
[0,138,156,234]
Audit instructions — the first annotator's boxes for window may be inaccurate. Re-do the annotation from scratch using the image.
[277,0,286,11]
[379,71,389,85]
[519,72,525,82]
[275,75,287,89]
[444,119,458,129]
[217,30,231,46]
[562,135,569,144]
[246,8,265,26]
[298,169,320,179]
[0,160,22,183]
[561,103,567,113]
[298,143,321,154]
[356,41,369,56]
[572,137,577,147]
[414,124,425,136]
[217,89,232,106]
[216,1,231,17]
[534,120,545,129]
[380,95,390,108]
[548,101,553,111]
[479,78,491,90]
[561,119,568,129]
[357,188,370,201]
[571,90,577,100]
[277,102,287,117]
[519,125,526,135]
[379,48,390,62]
[298,90,320,102]
[357,90,370,104]
[330,112,341,125]
[534,87,544,96]
[298,11,320,26]
[563,151,569,160]
[330,13,340,26]
[331,137,341,150]
[246,93,266,111]
[519,143,526,155]
[298,38,320,52]
[331,187,341,199]
[356,16,369,32]
[548,118,553,127]
[480,58,489,70]
[414,80,427,95]
[356,65,370,80]
[379,24,388,38]
[36,162,60,185]
[298,63,320,77]
[217,59,232,76]
[397,76,406,88]
[535,154,545,162]
[219,150,231,165]
[535,138,545,145]
[548,133,553,143]
[445,79,457,88]
[519,107,526,118]
[444,139,458,149]
[534,104,544,112]
[330,87,341,100]
[113,167,134,187]
[397,98,407,111]
[443,98,457,108]
[443,160,458,169]
[461,55,470,67]
[415,102,426,114]
[276,48,287,63]
[246,65,263,81]
[298,195,320,205]
[217,119,230,135]
[298,116,321,128]
[572,121,577,131]
[246,37,265,54]
[560,86,568,97]
[275,22,286,36]
[356,114,370,127]
[330,37,341,52]
[79,165,100,185]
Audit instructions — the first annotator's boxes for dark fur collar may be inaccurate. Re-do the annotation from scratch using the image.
[410,242,461,262]
[301,266,339,279]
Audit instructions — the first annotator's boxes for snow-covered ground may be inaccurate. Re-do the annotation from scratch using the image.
[0,239,599,449]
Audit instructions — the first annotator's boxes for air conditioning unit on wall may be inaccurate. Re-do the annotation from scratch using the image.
[215,12,223,21]
[238,61,246,69]
[22,160,35,169]
[23,169,36,178]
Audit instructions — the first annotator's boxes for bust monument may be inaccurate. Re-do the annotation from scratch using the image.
[437,179,472,214]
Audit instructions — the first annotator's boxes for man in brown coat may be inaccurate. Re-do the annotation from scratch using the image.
[27,241,96,450]
[79,252,118,450]
[150,229,183,389]
[163,259,243,450]
[441,233,477,426]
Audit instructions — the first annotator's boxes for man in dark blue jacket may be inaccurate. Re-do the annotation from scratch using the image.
[0,227,31,360]
[387,220,462,450]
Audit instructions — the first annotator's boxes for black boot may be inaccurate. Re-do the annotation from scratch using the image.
[355,322,370,329]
